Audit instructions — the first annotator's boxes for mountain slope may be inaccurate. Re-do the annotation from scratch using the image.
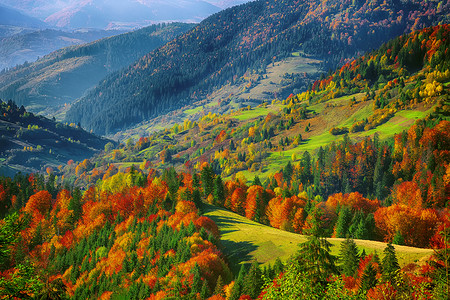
[65,0,449,134]
[0,99,111,176]
[43,0,219,30]
[0,0,222,30]
[0,23,194,116]
[76,24,449,197]
[0,28,125,70]
[0,4,46,28]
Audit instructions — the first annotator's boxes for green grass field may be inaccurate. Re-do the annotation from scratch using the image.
[232,105,282,121]
[203,205,434,274]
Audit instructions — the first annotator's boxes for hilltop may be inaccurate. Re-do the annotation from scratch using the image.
[0,28,125,70]
[65,0,449,134]
[0,99,111,176]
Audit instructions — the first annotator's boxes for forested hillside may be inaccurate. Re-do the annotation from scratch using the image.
[60,24,450,248]
[0,28,124,70]
[0,23,193,116]
[0,170,234,299]
[0,100,110,176]
[66,0,449,134]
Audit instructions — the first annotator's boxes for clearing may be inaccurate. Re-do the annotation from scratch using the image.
[203,205,434,274]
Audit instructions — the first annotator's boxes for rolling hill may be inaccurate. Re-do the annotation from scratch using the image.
[0,28,125,70]
[0,23,194,117]
[0,99,111,176]
[65,0,449,135]
[0,4,46,29]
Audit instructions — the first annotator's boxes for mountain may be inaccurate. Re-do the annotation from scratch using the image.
[0,4,46,28]
[0,99,111,176]
[0,23,194,116]
[0,28,125,70]
[204,0,250,8]
[65,0,449,135]
[0,0,221,30]
[1,24,449,300]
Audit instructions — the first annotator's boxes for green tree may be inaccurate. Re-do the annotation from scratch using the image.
[191,263,202,295]
[381,243,400,282]
[201,164,215,198]
[214,275,224,297]
[213,175,225,206]
[229,264,246,300]
[295,235,338,285]
[243,260,263,299]
[339,238,360,277]
[335,206,352,238]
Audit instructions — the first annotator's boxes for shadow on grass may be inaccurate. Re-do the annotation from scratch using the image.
[220,240,257,275]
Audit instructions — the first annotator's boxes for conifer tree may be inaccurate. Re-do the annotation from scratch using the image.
[200,280,210,299]
[296,235,338,284]
[214,275,224,297]
[243,260,263,299]
[381,243,400,282]
[335,206,352,238]
[339,238,360,277]
[229,264,246,300]
[360,263,377,292]
[201,164,215,198]
[191,263,202,295]
[213,175,225,206]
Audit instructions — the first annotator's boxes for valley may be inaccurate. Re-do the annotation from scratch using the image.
[0,0,449,299]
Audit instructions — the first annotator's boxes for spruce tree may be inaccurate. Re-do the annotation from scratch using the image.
[338,238,360,277]
[191,263,202,295]
[335,206,352,238]
[296,235,338,285]
[381,243,400,282]
[200,280,210,299]
[229,264,246,300]
[214,275,224,297]
[213,175,225,206]
[360,263,377,292]
[243,261,263,299]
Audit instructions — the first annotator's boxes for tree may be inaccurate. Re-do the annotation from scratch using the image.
[381,243,400,283]
[229,264,246,300]
[295,235,338,285]
[191,263,202,295]
[201,164,215,198]
[339,238,360,277]
[243,260,263,299]
[213,175,225,206]
[335,206,352,238]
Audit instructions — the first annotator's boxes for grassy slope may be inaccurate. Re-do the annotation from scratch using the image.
[203,205,433,273]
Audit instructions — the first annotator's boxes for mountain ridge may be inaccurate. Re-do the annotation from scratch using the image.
[0,23,194,117]
[65,0,449,135]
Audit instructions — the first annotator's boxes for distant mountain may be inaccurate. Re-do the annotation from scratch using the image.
[0,28,124,70]
[0,23,194,116]
[65,0,449,135]
[0,0,221,30]
[0,4,46,28]
[45,0,220,29]
[0,99,111,176]
[203,0,250,9]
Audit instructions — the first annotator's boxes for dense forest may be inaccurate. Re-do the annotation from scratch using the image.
[66,0,449,134]
[0,23,194,114]
[63,25,449,248]
[1,5,450,298]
